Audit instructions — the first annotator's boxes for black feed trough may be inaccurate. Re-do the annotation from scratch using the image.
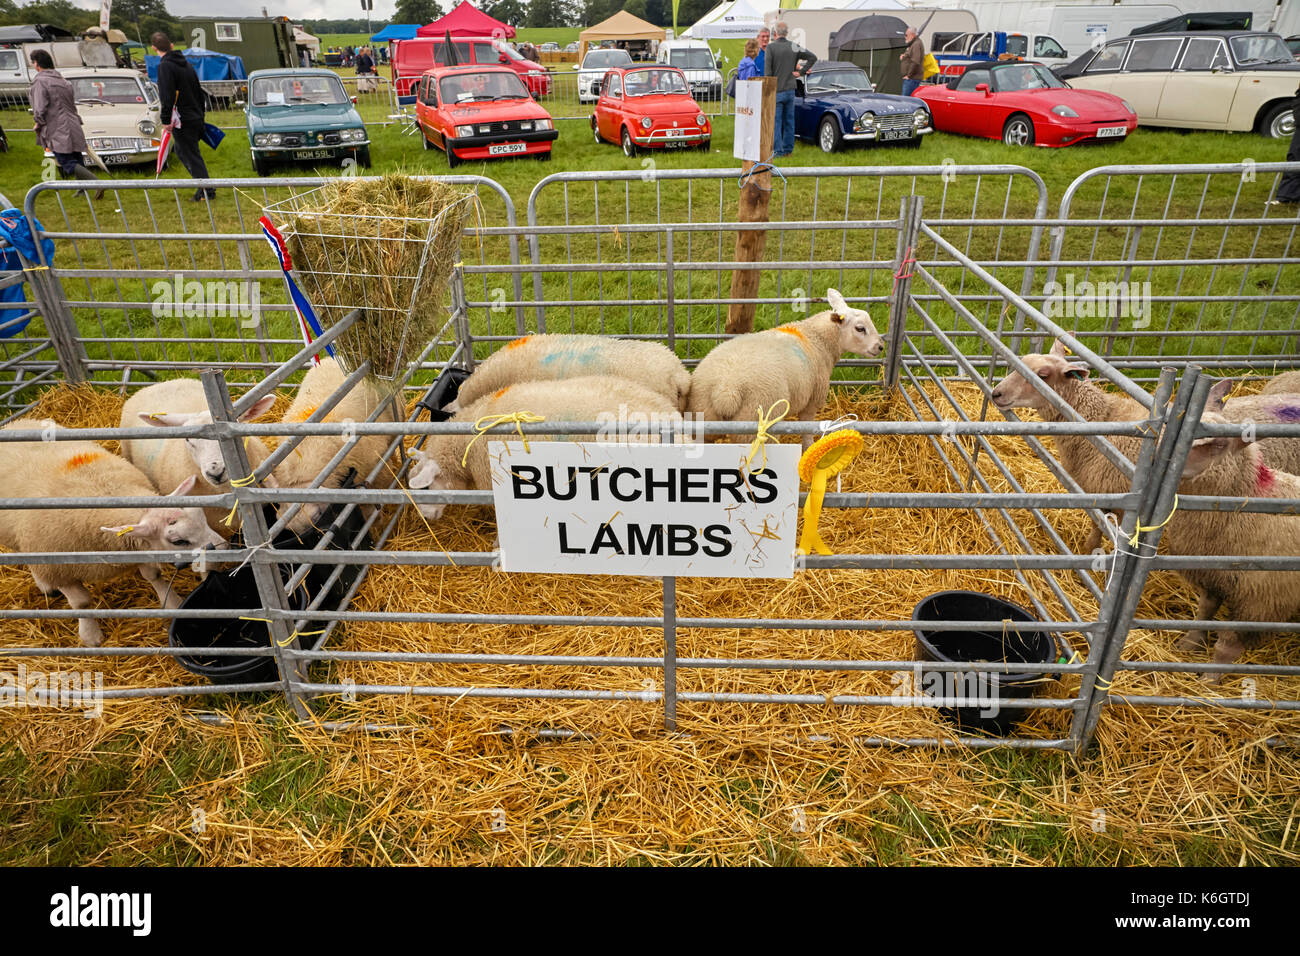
[169,501,372,685]
[911,590,1060,736]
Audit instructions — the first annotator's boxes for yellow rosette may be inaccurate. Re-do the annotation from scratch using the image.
[796,429,863,556]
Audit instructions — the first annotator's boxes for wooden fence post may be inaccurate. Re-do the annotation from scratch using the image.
[726,76,776,336]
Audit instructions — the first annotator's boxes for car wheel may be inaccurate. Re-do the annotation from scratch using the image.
[535,149,552,162]
[1260,101,1295,140]
[1002,114,1034,147]
[621,126,638,157]
[422,126,433,150]
[354,146,371,169]
[818,116,842,153]
[446,144,461,169]
[252,153,269,177]
[697,138,711,152]
[592,117,602,144]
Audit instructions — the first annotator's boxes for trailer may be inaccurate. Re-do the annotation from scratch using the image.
[177,15,301,74]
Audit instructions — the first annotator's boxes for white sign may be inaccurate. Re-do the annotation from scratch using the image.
[490,441,800,578]
[733,79,764,162]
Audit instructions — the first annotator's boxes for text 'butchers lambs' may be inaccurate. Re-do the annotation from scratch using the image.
[490,441,800,577]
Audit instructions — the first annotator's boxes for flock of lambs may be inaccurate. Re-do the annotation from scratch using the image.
[0,287,1297,676]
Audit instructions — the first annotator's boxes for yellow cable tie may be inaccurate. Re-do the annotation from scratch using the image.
[462,411,546,467]
[1128,494,1178,549]
[744,399,790,474]
[238,616,273,623]
[610,224,622,248]
[21,264,50,272]
[221,502,239,527]
[229,473,257,488]
[277,627,326,648]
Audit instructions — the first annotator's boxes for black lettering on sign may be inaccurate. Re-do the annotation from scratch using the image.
[592,523,625,554]
[668,524,699,556]
[748,468,778,504]
[628,523,665,555]
[713,469,746,504]
[679,468,710,502]
[609,466,640,502]
[645,468,675,503]
[702,525,732,556]
[547,466,578,501]
[512,465,544,499]
[558,522,584,554]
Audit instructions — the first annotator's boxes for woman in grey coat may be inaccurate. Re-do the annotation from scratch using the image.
[29,49,102,198]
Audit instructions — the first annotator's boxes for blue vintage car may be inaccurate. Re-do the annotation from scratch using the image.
[245,69,371,176]
[795,61,933,152]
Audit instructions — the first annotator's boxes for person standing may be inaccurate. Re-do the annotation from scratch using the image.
[754,27,770,75]
[152,33,213,202]
[1272,85,1300,204]
[356,47,374,75]
[900,27,925,97]
[29,50,103,199]
[764,21,816,159]
[737,39,759,81]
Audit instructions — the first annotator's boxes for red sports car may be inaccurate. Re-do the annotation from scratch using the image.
[415,65,558,167]
[915,61,1137,147]
[591,66,712,157]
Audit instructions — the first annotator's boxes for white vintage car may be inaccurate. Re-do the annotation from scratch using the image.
[43,67,163,166]
[1058,30,1300,138]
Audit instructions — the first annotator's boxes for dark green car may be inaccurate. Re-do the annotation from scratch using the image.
[246,69,371,176]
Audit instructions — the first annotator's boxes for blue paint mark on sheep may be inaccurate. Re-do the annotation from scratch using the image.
[540,347,604,373]
[1269,404,1300,423]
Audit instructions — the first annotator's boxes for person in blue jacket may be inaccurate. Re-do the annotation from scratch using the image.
[754,27,769,75]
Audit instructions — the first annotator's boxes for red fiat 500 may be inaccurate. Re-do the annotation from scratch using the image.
[591,66,712,156]
[415,65,558,167]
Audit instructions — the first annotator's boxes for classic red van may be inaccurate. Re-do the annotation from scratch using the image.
[415,65,558,167]
[392,36,551,98]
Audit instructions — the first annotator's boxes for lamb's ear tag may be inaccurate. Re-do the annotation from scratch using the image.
[830,313,844,324]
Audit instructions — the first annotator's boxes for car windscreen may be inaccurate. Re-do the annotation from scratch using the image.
[69,76,146,104]
[991,63,1068,91]
[805,68,873,92]
[623,69,687,95]
[1230,33,1295,65]
[439,70,529,103]
[668,49,715,71]
[495,43,525,62]
[583,50,632,69]
[251,75,348,106]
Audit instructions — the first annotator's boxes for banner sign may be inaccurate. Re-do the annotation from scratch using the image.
[490,441,800,578]
[733,79,764,162]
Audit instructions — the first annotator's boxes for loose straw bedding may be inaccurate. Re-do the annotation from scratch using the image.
[1,381,1296,865]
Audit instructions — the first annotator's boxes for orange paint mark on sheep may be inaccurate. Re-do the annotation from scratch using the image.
[506,336,532,351]
[289,404,320,423]
[62,451,104,471]
[775,326,807,343]
[492,386,511,400]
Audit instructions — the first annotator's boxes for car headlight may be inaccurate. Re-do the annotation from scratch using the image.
[267,133,282,146]
[696,112,706,126]
[455,125,474,137]
[854,111,877,132]
[342,128,365,141]
[1051,105,1079,118]
[534,118,552,130]
[253,133,267,146]
[641,116,653,130]
[1121,99,1136,114]
[137,119,157,136]
[913,108,929,126]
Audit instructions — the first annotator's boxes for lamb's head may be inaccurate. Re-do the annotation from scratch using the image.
[991,341,1090,412]
[1179,411,1255,486]
[826,288,884,358]
[140,394,276,486]
[408,448,468,521]
[101,476,226,551]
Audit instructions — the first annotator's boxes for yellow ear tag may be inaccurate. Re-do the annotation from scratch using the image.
[796,429,863,557]
[114,525,135,537]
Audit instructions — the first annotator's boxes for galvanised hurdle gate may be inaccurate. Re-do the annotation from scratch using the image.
[0,161,1297,750]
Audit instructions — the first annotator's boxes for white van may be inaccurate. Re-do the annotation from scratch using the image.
[656,38,723,100]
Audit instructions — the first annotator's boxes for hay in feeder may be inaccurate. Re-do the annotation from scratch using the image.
[269,174,474,382]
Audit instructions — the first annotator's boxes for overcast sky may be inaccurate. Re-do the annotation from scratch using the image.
[164,1,400,21]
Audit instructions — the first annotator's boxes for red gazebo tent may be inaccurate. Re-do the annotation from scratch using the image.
[416,1,515,38]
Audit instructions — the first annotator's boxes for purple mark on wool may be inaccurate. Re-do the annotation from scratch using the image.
[1269,404,1300,423]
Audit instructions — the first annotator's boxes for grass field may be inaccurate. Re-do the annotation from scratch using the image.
[0,91,1296,866]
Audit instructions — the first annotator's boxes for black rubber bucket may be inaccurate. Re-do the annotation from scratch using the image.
[415,365,471,422]
[169,501,372,685]
[911,591,1059,736]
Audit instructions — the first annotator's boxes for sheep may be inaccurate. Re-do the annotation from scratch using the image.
[686,288,883,449]
[990,340,1150,552]
[0,420,224,647]
[1164,410,1300,672]
[450,334,693,412]
[1204,378,1300,474]
[270,358,398,533]
[407,375,682,521]
[1260,370,1300,396]
[120,378,277,536]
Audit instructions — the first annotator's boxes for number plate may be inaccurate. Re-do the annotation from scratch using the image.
[100,152,134,165]
[488,142,527,155]
[879,128,913,141]
[297,149,336,159]
[1096,125,1127,138]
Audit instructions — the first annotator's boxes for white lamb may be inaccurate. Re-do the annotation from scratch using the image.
[408,375,682,521]
[0,420,224,646]
[687,288,884,449]
[1260,370,1300,396]
[990,340,1150,552]
[1205,378,1300,474]
[120,378,277,536]
[450,333,693,412]
[270,358,398,532]
[1165,410,1300,672]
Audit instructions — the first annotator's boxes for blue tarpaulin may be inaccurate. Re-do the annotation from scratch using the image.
[370,24,420,41]
[146,48,248,83]
[0,209,55,339]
